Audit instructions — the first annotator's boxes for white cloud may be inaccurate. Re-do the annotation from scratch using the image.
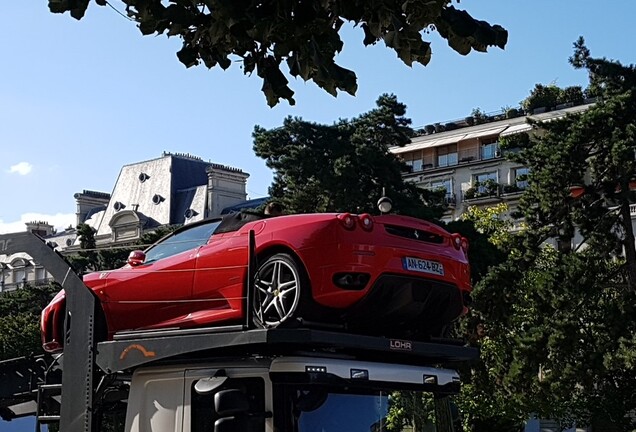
[8,162,33,175]
[0,213,75,235]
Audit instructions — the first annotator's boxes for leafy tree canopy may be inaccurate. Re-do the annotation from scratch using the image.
[0,283,59,360]
[475,38,636,430]
[253,94,445,219]
[521,83,585,112]
[48,0,507,106]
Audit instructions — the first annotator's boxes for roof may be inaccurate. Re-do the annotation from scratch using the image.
[391,102,594,155]
[174,185,207,225]
[95,155,213,237]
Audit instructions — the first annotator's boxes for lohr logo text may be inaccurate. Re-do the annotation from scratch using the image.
[389,339,413,351]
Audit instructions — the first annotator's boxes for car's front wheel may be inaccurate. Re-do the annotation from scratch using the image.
[252,253,307,328]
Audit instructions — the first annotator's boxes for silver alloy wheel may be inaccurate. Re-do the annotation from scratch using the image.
[253,254,301,327]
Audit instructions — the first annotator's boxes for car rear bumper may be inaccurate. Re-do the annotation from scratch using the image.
[341,273,465,337]
[300,242,470,306]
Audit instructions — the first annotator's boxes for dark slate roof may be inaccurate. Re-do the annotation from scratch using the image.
[97,154,212,236]
[170,155,212,193]
[173,185,207,225]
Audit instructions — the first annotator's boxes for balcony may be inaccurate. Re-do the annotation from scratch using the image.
[463,181,527,204]
[404,147,505,177]
[501,184,525,196]
[463,191,501,204]
[458,149,479,164]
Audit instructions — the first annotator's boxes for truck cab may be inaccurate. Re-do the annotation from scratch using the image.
[120,355,459,432]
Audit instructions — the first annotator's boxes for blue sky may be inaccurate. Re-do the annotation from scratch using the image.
[1,1,636,235]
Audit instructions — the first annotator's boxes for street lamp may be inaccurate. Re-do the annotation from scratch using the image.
[377,188,393,214]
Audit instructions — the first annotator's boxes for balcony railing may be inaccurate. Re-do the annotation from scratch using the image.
[463,183,527,202]
[458,149,479,164]
[405,147,503,175]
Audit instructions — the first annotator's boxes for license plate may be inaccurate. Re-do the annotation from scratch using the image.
[402,257,444,276]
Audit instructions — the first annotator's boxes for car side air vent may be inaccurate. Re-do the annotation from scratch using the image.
[384,225,444,244]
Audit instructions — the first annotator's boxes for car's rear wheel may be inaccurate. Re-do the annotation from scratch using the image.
[252,253,307,328]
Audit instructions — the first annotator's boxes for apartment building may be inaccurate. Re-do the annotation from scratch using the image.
[391,103,592,223]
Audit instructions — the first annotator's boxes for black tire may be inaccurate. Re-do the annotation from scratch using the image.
[252,253,308,328]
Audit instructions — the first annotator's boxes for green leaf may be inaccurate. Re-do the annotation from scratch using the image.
[177,45,199,68]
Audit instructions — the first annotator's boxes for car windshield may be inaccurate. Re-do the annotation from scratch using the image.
[293,389,428,432]
[278,385,442,432]
[143,220,221,264]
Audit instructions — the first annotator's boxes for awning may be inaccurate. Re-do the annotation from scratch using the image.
[459,126,508,141]
[391,141,437,154]
[500,123,532,137]
[391,133,468,155]
[434,134,467,146]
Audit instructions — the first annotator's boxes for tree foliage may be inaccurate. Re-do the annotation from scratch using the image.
[47,0,507,106]
[474,39,636,430]
[253,94,445,219]
[0,283,59,360]
[445,203,525,431]
[521,83,585,112]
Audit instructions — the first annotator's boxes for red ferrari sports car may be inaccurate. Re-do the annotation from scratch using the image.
[41,212,470,352]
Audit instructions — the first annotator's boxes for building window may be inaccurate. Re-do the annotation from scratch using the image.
[14,267,26,285]
[184,208,198,220]
[514,167,530,189]
[403,152,423,172]
[481,138,500,160]
[114,201,125,212]
[430,179,454,202]
[36,267,47,282]
[474,171,498,194]
[437,145,458,167]
[139,172,150,183]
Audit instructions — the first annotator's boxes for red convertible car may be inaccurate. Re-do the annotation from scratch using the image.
[41,212,470,352]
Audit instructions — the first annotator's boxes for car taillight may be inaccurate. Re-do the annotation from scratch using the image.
[461,237,469,253]
[451,233,462,250]
[337,213,356,230]
[358,213,374,231]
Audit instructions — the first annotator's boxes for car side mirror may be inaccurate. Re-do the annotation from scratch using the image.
[213,390,268,432]
[215,389,249,416]
[127,250,146,267]
[215,416,249,432]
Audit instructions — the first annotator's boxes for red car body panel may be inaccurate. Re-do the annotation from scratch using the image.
[41,213,471,352]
